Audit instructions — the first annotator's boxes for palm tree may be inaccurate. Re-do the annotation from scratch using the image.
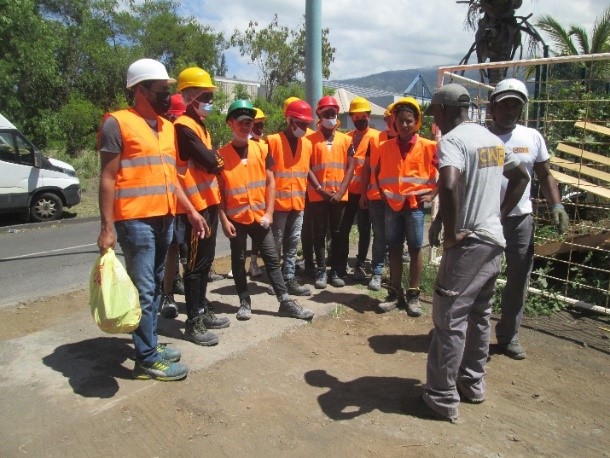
[536,7,610,82]
[458,1,544,85]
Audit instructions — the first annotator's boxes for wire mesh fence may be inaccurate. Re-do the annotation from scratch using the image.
[431,53,610,313]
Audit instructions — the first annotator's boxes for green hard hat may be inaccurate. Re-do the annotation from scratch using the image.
[226,99,256,121]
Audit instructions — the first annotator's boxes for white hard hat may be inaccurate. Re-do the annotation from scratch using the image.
[126,58,176,89]
[490,78,528,104]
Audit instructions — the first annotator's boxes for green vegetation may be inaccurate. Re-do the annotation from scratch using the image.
[1,0,336,157]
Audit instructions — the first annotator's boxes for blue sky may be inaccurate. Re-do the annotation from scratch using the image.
[178,0,608,81]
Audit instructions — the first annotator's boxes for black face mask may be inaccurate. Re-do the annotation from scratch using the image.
[152,91,171,116]
[353,119,368,131]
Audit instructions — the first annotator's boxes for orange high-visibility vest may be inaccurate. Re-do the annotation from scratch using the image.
[218,140,268,225]
[267,132,311,211]
[307,130,351,203]
[173,115,220,213]
[251,137,269,155]
[110,109,177,221]
[348,127,380,195]
[378,130,394,143]
[377,135,438,211]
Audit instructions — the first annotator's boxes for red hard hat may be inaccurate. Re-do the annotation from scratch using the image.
[316,95,340,114]
[285,100,314,123]
[167,93,186,116]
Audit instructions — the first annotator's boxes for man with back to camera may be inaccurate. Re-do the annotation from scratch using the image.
[97,58,208,381]
[422,83,529,422]
[488,78,569,360]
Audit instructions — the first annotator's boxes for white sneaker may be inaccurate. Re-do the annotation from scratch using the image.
[227,269,234,279]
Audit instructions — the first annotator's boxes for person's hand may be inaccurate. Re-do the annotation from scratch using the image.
[417,191,434,205]
[317,187,331,202]
[97,227,116,254]
[188,211,210,238]
[260,213,273,228]
[222,220,237,238]
[552,203,569,235]
[330,191,342,204]
[442,230,471,250]
[428,218,442,247]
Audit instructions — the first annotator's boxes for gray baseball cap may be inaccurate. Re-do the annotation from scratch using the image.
[424,83,471,115]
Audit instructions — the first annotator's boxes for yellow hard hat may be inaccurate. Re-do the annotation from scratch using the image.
[254,107,266,121]
[177,67,216,92]
[283,96,301,114]
[349,96,371,114]
[391,97,422,130]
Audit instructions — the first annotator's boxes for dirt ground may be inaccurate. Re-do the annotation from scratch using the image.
[1,255,609,457]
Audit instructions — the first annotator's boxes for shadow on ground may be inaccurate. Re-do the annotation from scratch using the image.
[42,336,133,398]
[304,369,435,421]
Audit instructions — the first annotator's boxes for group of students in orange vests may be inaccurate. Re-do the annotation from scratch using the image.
[97,58,437,382]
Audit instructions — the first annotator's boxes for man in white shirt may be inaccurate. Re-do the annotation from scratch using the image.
[489,78,569,360]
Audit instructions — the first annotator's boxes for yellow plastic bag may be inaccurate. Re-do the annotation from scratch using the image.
[89,248,141,333]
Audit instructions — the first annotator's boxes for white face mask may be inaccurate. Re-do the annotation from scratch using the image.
[195,102,213,117]
[292,125,306,138]
[321,118,337,129]
[232,131,249,143]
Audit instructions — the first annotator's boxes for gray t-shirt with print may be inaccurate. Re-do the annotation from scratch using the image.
[438,122,520,247]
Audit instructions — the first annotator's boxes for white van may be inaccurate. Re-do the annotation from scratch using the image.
[0,113,81,222]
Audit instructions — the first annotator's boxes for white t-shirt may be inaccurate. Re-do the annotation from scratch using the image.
[438,122,520,248]
[498,124,549,217]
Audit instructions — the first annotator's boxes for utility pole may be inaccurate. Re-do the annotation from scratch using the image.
[305,0,322,119]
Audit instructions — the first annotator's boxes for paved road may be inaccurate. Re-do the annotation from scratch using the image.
[0,218,231,308]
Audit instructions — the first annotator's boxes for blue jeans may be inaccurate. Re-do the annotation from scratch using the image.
[384,204,424,249]
[368,200,387,275]
[115,215,174,365]
[271,210,304,280]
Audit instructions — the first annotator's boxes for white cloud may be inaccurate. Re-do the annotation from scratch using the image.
[180,0,607,82]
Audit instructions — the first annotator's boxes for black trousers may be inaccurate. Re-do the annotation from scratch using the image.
[229,220,288,303]
[309,200,346,271]
[183,205,218,320]
[336,192,370,274]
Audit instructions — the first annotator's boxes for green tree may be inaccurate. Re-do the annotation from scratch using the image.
[0,0,66,146]
[536,7,610,82]
[230,14,335,100]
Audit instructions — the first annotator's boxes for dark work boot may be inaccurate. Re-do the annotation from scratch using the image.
[286,278,312,296]
[278,298,314,320]
[184,315,219,346]
[236,297,252,321]
[406,288,422,317]
[201,300,230,329]
[172,275,185,295]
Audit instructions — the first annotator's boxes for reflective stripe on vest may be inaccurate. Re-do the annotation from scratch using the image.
[307,130,352,202]
[110,109,177,221]
[377,136,438,211]
[348,128,380,195]
[174,114,221,213]
[267,133,311,211]
[218,140,268,225]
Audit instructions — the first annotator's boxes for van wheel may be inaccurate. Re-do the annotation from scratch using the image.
[30,192,64,222]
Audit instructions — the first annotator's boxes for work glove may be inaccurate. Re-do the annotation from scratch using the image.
[428,217,443,247]
[551,203,569,235]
